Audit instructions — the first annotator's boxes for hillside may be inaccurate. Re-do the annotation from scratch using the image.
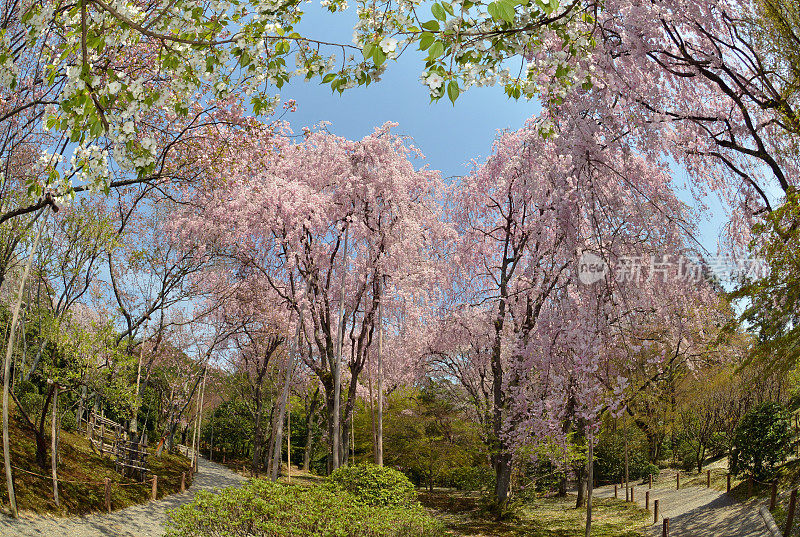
[0,407,193,516]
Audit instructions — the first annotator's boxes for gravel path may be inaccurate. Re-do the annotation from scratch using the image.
[0,457,245,537]
[592,474,766,537]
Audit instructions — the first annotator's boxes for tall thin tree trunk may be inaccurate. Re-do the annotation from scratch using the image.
[287,406,291,481]
[624,419,629,500]
[76,385,87,431]
[190,374,202,471]
[303,390,318,472]
[332,227,349,471]
[132,330,146,436]
[271,331,294,481]
[3,208,48,518]
[376,276,384,467]
[194,368,206,473]
[51,383,59,507]
[585,435,593,537]
[368,359,377,463]
[252,386,263,474]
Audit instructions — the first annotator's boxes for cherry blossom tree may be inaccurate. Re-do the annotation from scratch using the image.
[174,122,450,471]
[425,108,720,516]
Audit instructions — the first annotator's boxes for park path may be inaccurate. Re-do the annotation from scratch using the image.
[592,473,766,537]
[0,457,245,537]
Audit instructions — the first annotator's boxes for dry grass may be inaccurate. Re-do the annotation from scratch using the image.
[420,491,649,536]
[0,410,193,516]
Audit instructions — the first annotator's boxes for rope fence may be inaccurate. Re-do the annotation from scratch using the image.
[11,465,151,486]
[608,468,767,537]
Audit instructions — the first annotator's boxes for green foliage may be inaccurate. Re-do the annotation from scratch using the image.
[166,479,442,537]
[327,463,417,508]
[372,383,487,489]
[450,465,495,491]
[733,192,800,369]
[594,426,655,483]
[730,402,792,480]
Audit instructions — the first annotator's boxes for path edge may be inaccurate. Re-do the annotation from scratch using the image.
[760,504,782,537]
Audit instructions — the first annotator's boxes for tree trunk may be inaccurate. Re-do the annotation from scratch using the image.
[2,207,47,518]
[194,369,207,473]
[575,463,587,509]
[494,452,513,513]
[252,385,263,475]
[303,389,319,472]
[51,384,59,507]
[271,347,292,481]
[376,279,384,467]
[332,228,349,471]
[585,436,593,537]
[368,361,377,463]
[624,420,629,499]
[76,385,87,430]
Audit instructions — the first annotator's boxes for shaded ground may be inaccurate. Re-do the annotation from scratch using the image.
[593,470,765,537]
[420,490,649,536]
[0,457,245,537]
[0,410,193,515]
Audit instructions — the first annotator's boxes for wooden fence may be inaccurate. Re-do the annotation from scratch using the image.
[80,411,150,481]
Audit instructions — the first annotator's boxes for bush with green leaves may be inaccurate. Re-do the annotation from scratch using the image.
[594,430,657,484]
[730,402,792,481]
[166,479,442,537]
[450,465,496,491]
[327,463,417,507]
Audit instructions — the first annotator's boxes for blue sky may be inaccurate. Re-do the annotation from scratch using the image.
[280,5,725,254]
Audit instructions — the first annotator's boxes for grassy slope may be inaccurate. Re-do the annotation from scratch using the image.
[0,410,193,516]
[420,491,650,537]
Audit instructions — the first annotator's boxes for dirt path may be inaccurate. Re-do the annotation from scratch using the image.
[0,457,245,537]
[592,475,765,537]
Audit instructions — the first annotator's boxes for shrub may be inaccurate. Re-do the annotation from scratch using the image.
[642,463,660,480]
[450,466,495,491]
[166,479,443,537]
[594,431,655,484]
[327,463,417,507]
[730,402,792,481]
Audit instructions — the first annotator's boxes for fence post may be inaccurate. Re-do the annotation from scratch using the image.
[104,478,111,513]
[662,518,669,537]
[785,489,797,537]
[646,490,650,511]
[654,499,660,524]
[676,472,680,490]
[151,475,157,500]
[707,469,711,488]
[626,485,630,502]
[614,484,618,498]
[631,487,635,503]
[727,473,731,493]
[771,482,778,511]
[181,471,186,493]
[649,474,653,489]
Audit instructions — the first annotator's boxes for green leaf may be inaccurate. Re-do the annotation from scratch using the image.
[419,32,435,51]
[322,73,336,83]
[362,42,375,59]
[488,0,515,22]
[447,80,459,103]
[373,47,386,66]
[431,3,447,20]
[428,41,445,59]
[421,20,440,31]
